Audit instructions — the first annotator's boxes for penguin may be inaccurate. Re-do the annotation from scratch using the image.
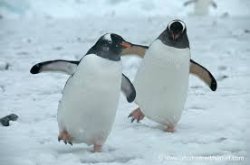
[128,19,195,132]
[31,33,136,152]
[184,0,217,16]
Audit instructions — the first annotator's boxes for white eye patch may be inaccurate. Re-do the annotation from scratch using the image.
[179,20,186,33]
[103,33,112,43]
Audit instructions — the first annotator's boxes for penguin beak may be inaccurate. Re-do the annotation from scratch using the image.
[120,41,132,49]
[120,43,148,57]
[172,32,181,41]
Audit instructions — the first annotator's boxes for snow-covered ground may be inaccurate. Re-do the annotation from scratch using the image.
[1,1,250,165]
[1,0,250,19]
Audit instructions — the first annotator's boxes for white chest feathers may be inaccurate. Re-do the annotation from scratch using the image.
[57,55,121,145]
[134,39,190,126]
[194,0,213,15]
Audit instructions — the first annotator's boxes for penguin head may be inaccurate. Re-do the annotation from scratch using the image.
[167,19,186,41]
[103,33,132,54]
[158,19,189,48]
[89,33,132,61]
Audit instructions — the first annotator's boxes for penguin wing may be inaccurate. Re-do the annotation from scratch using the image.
[183,0,197,6]
[121,74,136,103]
[190,59,217,91]
[30,60,79,75]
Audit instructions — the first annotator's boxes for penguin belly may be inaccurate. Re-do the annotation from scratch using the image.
[57,55,121,145]
[194,0,211,15]
[134,40,190,126]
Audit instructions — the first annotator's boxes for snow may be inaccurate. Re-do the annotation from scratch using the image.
[1,0,250,19]
[0,1,250,165]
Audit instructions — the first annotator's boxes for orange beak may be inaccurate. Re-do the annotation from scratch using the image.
[120,41,132,48]
[172,32,181,41]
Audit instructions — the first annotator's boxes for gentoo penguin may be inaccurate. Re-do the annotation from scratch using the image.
[129,19,193,132]
[184,0,217,16]
[31,33,136,152]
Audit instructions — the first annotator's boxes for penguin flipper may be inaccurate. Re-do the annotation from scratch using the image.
[183,0,197,6]
[211,1,217,8]
[121,74,136,103]
[30,60,79,75]
[190,59,217,91]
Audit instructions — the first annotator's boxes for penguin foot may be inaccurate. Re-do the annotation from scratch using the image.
[128,108,145,123]
[92,144,102,152]
[58,130,72,145]
[164,126,176,133]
